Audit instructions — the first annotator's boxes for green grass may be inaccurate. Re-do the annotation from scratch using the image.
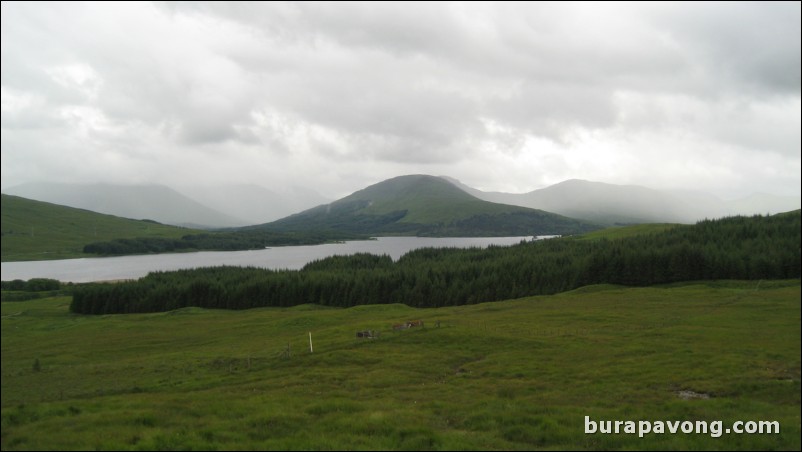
[573,223,683,241]
[2,281,800,450]
[1,194,199,262]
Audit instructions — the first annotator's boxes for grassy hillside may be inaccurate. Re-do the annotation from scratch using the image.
[264,175,600,236]
[572,223,682,241]
[1,194,198,262]
[343,174,506,224]
[2,281,799,450]
[4,182,244,228]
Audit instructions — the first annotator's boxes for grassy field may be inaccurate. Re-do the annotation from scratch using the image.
[571,223,682,241]
[2,281,800,450]
[1,194,199,262]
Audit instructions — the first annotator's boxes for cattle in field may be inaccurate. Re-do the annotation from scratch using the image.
[356,330,377,338]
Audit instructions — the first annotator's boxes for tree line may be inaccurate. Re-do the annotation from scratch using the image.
[1,278,61,292]
[70,211,801,314]
[1,278,65,302]
[82,230,369,256]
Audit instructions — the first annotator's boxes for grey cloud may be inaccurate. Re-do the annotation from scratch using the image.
[2,2,799,198]
[3,2,261,146]
[651,2,801,96]
[111,3,801,151]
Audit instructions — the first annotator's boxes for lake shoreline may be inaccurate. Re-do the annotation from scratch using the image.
[1,236,540,283]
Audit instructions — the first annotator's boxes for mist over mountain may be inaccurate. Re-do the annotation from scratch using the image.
[262,174,600,236]
[725,193,802,217]
[3,183,242,229]
[6,177,796,232]
[1,193,197,262]
[443,177,801,225]
[177,184,330,225]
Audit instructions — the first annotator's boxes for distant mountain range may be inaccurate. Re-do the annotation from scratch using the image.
[260,175,600,236]
[442,177,801,226]
[176,184,330,225]
[3,182,330,228]
[4,177,799,230]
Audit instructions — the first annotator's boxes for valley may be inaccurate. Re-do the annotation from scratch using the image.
[4,4,799,450]
[2,176,799,451]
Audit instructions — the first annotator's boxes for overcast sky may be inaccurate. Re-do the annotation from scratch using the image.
[2,2,800,200]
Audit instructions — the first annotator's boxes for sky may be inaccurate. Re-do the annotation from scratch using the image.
[1,1,800,200]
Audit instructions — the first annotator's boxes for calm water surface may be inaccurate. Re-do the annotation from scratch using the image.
[1,236,546,283]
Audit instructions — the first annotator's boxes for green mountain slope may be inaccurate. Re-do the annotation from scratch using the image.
[262,175,601,236]
[4,182,244,228]
[1,194,197,262]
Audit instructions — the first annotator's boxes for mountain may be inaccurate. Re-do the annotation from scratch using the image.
[517,179,720,224]
[1,194,197,262]
[177,184,331,225]
[444,178,801,225]
[3,182,243,228]
[261,175,600,236]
